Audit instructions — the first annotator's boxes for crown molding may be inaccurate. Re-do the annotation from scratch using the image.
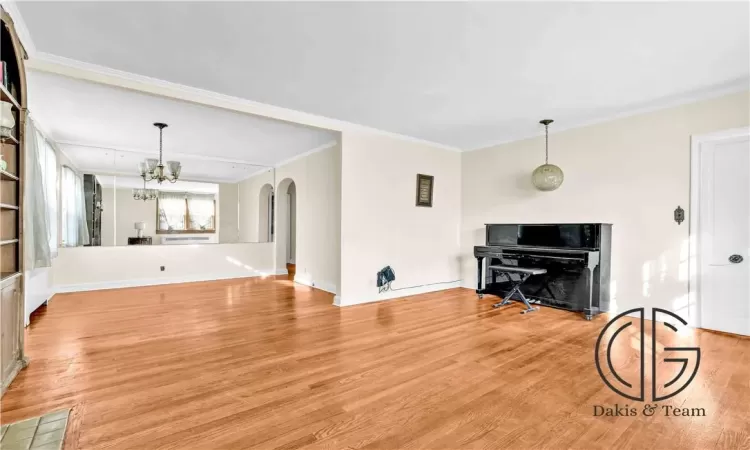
[21,29,746,155]
[466,78,750,152]
[55,140,273,169]
[275,140,339,169]
[78,168,236,186]
[28,52,463,153]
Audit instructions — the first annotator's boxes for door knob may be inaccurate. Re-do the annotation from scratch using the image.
[729,254,744,264]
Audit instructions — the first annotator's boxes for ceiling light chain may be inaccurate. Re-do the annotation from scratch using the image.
[139,123,181,184]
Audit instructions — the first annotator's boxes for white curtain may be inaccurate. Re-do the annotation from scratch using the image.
[158,191,187,231]
[24,117,51,269]
[34,131,58,256]
[61,166,90,247]
[187,193,215,230]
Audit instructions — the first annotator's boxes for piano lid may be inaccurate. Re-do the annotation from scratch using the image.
[485,223,608,250]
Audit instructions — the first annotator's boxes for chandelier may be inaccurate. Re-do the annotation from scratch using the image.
[531,119,564,191]
[139,122,181,184]
[132,177,158,202]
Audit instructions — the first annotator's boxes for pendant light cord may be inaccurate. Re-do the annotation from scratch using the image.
[159,127,164,165]
[544,122,549,164]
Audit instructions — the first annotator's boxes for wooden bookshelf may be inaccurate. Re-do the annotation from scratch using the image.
[0,84,20,110]
[0,169,18,181]
[1,6,27,396]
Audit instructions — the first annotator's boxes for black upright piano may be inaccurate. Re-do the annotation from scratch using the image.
[474,223,612,320]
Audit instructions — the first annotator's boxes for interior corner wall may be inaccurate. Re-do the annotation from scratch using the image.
[238,169,275,243]
[218,183,239,243]
[339,131,462,306]
[275,140,341,295]
[461,90,750,318]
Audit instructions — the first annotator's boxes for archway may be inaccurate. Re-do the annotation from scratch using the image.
[275,178,297,275]
[258,183,274,242]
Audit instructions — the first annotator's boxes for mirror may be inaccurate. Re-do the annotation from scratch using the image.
[70,166,276,247]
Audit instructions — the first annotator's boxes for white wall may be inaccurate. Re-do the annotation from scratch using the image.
[339,131,462,306]
[24,134,75,324]
[461,91,750,320]
[52,243,275,291]
[275,141,341,294]
[238,169,274,242]
[99,187,219,245]
[218,183,239,243]
[100,187,115,246]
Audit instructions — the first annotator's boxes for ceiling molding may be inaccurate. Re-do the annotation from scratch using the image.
[466,78,750,152]
[15,4,746,155]
[74,168,233,186]
[28,52,463,153]
[274,140,338,169]
[235,167,274,184]
[56,140,273,168]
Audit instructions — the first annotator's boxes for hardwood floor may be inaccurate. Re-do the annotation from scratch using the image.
[2,275,748,449]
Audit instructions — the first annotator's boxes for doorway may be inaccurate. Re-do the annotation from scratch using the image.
[286,181,296,264]
[258,184,274,242]
[690,127,750,336]
[275,178,297,275]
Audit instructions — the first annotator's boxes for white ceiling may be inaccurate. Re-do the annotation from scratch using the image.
[15,2,750,150]
[96,175,218,194]
[27,71,336,183]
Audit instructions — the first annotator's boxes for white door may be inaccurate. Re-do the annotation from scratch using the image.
[697,131,750,336]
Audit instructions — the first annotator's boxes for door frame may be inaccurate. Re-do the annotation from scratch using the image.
[689,126,750,329]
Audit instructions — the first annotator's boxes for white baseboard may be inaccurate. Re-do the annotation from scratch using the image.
[275,269,289,275]
[53,269,278,294]
[293,274,338,295]
[335,281,462,307]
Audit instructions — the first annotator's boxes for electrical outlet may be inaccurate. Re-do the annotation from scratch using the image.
[160,266,165,271]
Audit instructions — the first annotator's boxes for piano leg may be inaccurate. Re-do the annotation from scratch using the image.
[583,267,594,320]
[476,256,484,299]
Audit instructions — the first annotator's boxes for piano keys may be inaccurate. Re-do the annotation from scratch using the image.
[474,223,612,320]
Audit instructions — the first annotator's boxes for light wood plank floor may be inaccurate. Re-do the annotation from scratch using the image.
[2,275,748,449]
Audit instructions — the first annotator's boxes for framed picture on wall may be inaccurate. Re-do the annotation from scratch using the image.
[415,174,434,207]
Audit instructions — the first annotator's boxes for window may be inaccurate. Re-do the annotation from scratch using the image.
[157,192,215,233]
[34,131,57,254]
[61,166,88,247]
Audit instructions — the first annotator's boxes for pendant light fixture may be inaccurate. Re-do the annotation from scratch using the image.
[531,119,564,191]
[132,176,158,202]
[138,123,181,184]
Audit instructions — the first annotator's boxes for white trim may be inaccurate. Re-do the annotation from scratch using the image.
[56,140,274,168]
[275,269,288,275]
[53,269,281,294]
[27,52,462,152]
[467,80,750,152]
[335,281,462,307]
[62,168,249,186]
[293,274,337,295]
[689,126,750,329]
[275,140,338,169]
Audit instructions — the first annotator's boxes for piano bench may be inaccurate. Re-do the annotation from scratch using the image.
[488,265,547,276]
[487,265,547,314]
